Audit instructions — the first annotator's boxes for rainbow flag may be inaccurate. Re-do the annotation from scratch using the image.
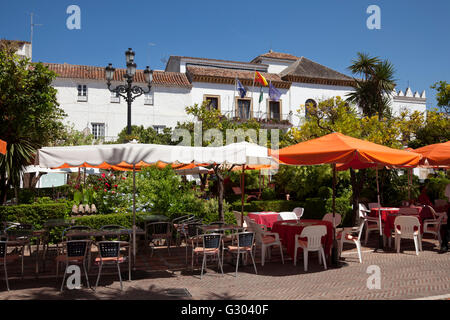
[255,71,268,86]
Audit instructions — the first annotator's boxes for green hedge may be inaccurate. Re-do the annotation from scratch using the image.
[7,186,74,204]
[303,197,352,226]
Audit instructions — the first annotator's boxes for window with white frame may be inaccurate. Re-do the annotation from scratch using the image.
[153,125,166,134]
[77,85,88,102]
[110,91,120,103]
[91,123,105,139]
[144,92,154,105]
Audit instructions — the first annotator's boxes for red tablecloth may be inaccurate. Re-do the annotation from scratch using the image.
[370,208,423,238]
[271,219,334,259]
[248,212,278,228]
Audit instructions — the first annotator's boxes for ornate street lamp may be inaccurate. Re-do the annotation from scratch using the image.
[105,48,153,136]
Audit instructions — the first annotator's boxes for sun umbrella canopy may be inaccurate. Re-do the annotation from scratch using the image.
[36,141,274,169]
[272,132,422,167]
[414,141,450,166]
[0,139,6,155]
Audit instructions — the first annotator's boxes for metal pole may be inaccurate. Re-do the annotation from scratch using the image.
[375,167,384,252]
[331,164,339,266]
[132,164,136,269]
[241,166,245,227]
[127,78,133,135]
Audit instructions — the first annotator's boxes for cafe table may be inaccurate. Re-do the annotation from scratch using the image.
[247,212,279,229]
[271,219,334,260]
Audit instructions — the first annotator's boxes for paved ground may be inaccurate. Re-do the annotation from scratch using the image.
[0,236,449,300]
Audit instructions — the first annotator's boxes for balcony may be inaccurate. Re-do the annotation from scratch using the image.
[223,110,293,129]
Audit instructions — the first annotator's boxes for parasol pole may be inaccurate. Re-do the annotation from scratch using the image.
[375,167,385,252]
[331,164,340,266]
[408,168,412,203]
[241,165,245,227]
[132,164,136,269]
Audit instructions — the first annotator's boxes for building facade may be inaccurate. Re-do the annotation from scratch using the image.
[8,40,427,141]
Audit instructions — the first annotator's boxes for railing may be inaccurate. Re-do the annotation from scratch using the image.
[223,110,293,127]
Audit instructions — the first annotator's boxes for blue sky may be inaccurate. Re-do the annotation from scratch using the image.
[1,0,449,108]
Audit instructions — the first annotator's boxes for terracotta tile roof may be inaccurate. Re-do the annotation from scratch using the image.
[251,51,299,63]
[186,65,291,89]
[42,63,192,88]
[279,57,354,86]
[171,55,265,67]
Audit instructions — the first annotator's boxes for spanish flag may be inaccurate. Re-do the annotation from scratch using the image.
[255,71,268,86]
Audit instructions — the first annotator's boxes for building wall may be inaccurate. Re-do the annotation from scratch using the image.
[53,78,191,140]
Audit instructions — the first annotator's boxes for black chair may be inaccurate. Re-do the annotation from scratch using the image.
[226,232,257,277]
[145,222,173,256]
[184,222,203,264]
[172,214,196,246]
[192,233,224,279]
[99,225,131,281]
[56,240,91,291]
[4,223,33,277]
[95,241,125,291]
[0,241,21,291]
[61,226,93,269]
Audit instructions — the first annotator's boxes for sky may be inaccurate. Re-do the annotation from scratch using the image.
[1,0,449,108]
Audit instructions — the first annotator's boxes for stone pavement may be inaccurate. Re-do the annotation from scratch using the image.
[0,236,449,300]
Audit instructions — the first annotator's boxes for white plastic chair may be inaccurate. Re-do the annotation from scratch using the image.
[322,213,342,228]
[359,203,381,245]
[243,216,254,231]
[394,216,422,255]
[278,211,298,221]
[423,206,444,244]
[294,225,327,271]
[293,207,304,220]
[249,220,284,266]
[233,211,247,229]
[337,222,365,263]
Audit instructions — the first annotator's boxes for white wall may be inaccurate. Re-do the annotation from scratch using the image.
[258,58,292,74]
[53,78,192,140]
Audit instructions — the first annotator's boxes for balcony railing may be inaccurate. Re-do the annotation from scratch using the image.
[223,110,293,127]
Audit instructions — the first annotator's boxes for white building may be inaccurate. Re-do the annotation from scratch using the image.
[7,40,427,141]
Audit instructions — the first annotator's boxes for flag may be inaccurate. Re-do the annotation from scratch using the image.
[255,71,268,86]
[269,81,281,101]
[259,86,263,103]
[237,79,247,98]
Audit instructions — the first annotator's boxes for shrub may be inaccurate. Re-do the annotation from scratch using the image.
[303,197,352,226]
[261,188,276,200]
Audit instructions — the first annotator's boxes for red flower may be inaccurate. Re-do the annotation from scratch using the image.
[102,173,106,178]
[111,191,116,194]
[122,177,126,180]
[114,184,118,188]
[104,189,107,192]
[105,183,110,187]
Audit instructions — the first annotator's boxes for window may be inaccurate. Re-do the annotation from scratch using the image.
[203,95,220,111]
[267,100,282,121]
[153,125,166,134]
[77,85,87,102]
[110,91,120,103]
[305,99,317,118]
[91,123,105,139]
[235,98,252,119]
[144,92,154,105]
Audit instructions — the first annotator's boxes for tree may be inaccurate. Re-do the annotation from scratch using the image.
[346,52,396,119]
[431,81,450,114]
[115,125,178,145]
[0,47,65,203]
[50,123,96,146]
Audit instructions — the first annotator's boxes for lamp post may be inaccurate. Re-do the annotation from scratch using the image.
[105,48,153,136]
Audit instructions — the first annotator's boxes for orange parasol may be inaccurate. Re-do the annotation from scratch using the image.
[0,139,6,155]
[414,141,450,166]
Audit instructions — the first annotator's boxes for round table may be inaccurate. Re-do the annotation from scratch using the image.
[271,219,334,259]
[247,212,278,228]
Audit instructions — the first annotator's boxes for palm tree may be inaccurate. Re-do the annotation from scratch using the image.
[346,52,396,119]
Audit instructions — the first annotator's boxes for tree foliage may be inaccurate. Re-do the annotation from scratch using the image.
[346,52,396,119]
[0,47,65,202]
[115,125,178,145]
[431,81,450,114]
